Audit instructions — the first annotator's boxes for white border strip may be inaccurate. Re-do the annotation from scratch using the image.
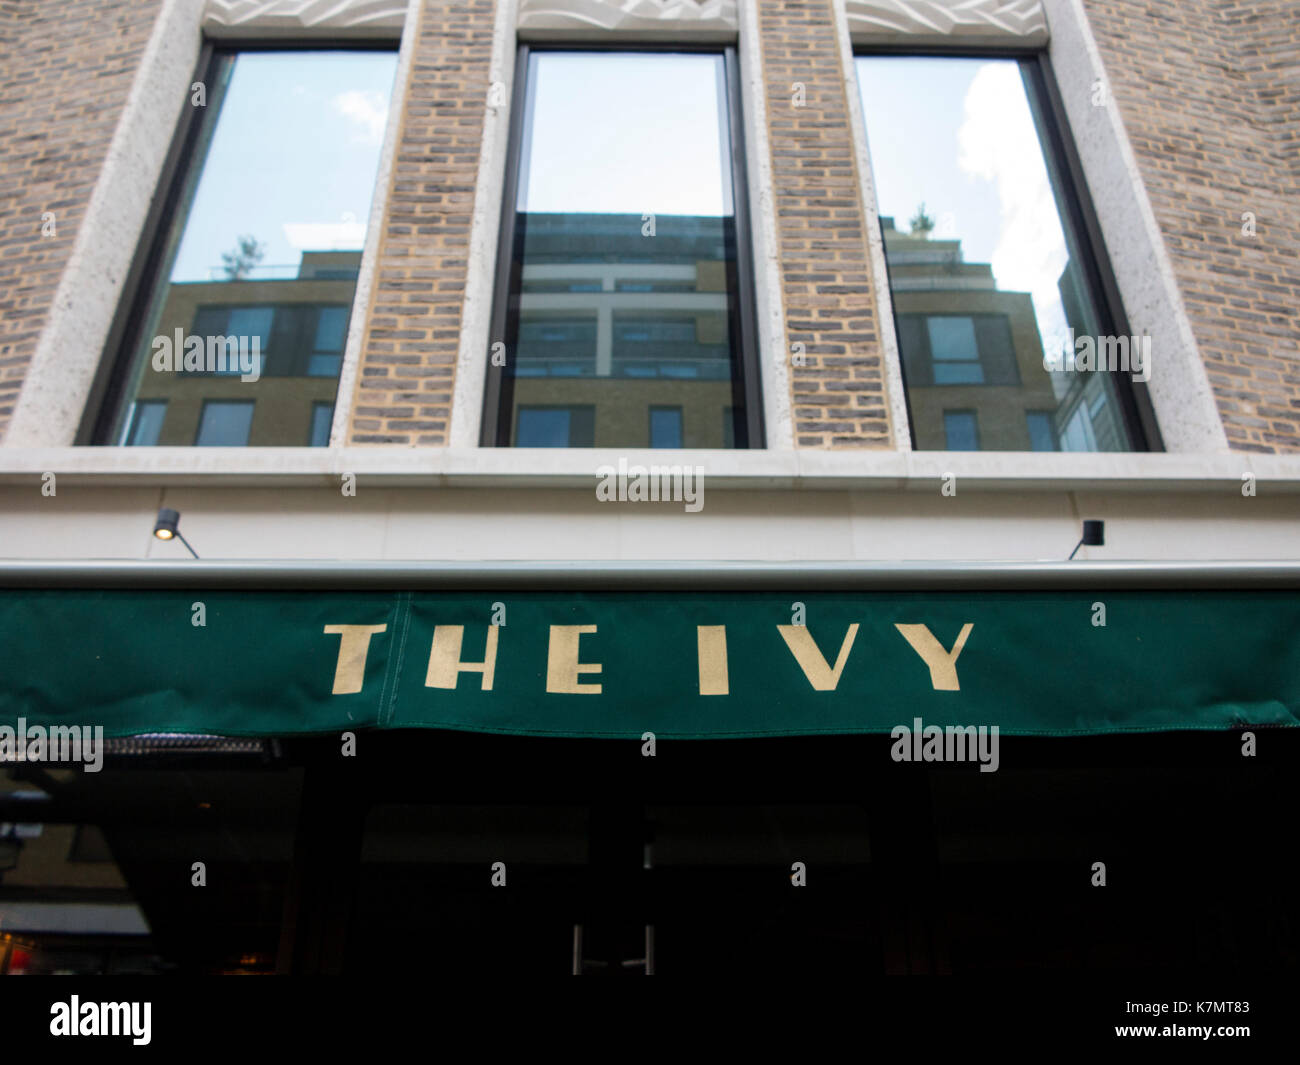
[448,0,519,447]
[834,0,912,450]
[739,0,794,449]
[1,445,1295,491]
[330,0,420,444]
[1043,0,1227,453]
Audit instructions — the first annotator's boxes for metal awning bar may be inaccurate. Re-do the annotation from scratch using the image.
[0,559,1298,590]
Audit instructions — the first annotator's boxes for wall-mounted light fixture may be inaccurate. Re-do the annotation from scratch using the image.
[153,508,200,559]
[1068,519,1105,561]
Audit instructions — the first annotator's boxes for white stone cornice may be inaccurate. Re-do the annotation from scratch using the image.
[846,0,1048,45]
[517,0,738,38]
[203,0,406,32]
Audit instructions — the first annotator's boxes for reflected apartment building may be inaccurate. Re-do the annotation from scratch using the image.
[883,218,1124,452]
[506,213,740,449]
[120,251,362,448]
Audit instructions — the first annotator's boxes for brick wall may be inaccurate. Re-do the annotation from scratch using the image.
[1083,0,1300,453]
[344,0,497,446]
[0,0,161,442]
[757,0,893,449]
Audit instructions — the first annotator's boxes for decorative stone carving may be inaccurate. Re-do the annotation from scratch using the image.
[845,0,1047,44]
[204,0,406,31]
[517,0,738,36]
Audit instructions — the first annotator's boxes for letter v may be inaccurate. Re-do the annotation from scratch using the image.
[777,624,859,690]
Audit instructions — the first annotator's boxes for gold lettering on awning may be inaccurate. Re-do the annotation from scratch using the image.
[546,625,602,694]
[426,625,499,691]
[777,623,859,691]
[323,624,388,695]
[894,623,973,691]
[697,625,729,695]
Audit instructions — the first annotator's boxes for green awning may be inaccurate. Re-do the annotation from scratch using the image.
[2,577,1297,739]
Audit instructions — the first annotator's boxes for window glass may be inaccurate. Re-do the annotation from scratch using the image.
[121,401,167,446]
[309,403,334,447]
[1026,411,1056,452]
[1,760,301,974]
[649,407,684,449]
[516,406,595,448]
[195,401,254,446]
[856,56,1140,452]
[492,52,748,448]
[102,50,396,446]
[943,410,979,451]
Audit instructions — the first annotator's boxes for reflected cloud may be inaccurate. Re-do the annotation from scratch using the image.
[333,89,389,145]
[957,63,1069,346]
[282,220,366,250]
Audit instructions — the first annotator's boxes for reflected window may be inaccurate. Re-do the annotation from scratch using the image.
[856,55,1149,452]
[195,400,254,446]
[92,49,397,446]
[308,306,350,377]
[120,401,167,446]
[517,406,595,447]
[943,410,979,451]
[1026,411,1057,452]
[485,50,760,448]
[309,402,334,447]
[649,407,683,449]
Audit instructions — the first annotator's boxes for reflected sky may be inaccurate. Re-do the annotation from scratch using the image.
[169,51,397,283]
[856,57,1071,354]
[520,52,731,217]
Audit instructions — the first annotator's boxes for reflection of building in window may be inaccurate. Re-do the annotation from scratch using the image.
[943,410,979,451]
[884,219,1126,452]
[507,213,738,448]
[125,251,359,447]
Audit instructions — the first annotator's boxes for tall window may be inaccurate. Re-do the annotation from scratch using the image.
[855,55,1155,452]
[88,48,397,446]
[482,49,762,448]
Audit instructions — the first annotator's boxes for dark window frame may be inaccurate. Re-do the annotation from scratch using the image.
[854,46,1163,453]
[78,38,398,446]
[480,43,765,449]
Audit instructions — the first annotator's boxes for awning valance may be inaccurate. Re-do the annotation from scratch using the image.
[1,565,1297,739]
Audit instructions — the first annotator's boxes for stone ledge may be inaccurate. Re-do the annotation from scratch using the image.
[0,446,1296,493]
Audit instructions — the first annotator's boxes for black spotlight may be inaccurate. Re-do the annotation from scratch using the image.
[153,507,200,559]
[1068,519,1105,560]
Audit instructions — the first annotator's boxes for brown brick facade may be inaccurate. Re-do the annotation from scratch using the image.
[757,0,893,449]
[344,0,497,446]
[0,0,161,441]
[0,1,1296,453]
[1083,0,1300,453]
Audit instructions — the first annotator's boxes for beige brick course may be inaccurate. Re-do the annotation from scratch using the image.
[344,0,497,446]
[758,0,893,449]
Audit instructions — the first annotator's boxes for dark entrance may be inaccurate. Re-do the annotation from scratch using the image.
[3,731,1297,975]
